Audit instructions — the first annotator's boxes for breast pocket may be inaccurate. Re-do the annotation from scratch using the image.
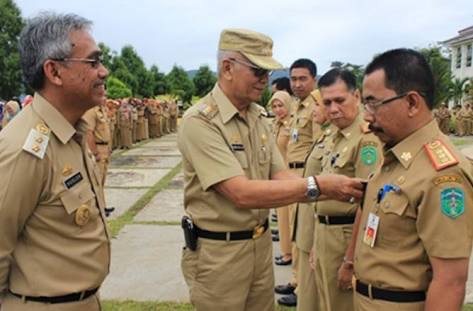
[297,116,310,129]
[333,151,355,176]
[60,181,99,225]
[233,151,248,169]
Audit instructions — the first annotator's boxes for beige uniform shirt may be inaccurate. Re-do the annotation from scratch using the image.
[287,95,315,163]
[354,120,473,291]
[295,123,335,251]
[272,116,291,164]
[0,93,110,296]
[317,113,382,216]
[83,105,111,144]
[178,84,286,231]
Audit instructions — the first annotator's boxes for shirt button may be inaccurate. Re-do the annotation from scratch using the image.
[383,166,390,172]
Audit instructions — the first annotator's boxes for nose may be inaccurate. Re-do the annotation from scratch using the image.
[98,63,109,79]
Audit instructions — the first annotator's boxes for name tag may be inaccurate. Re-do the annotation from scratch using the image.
[363,212,379,247]
[231,144,245,151]
[64,172,83,189]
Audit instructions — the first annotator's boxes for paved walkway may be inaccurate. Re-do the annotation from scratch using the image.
[99,133,473,304]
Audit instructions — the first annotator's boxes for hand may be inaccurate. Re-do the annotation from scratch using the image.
[309,249,315,270]
[337,262,354,290]
[317,174,364,202]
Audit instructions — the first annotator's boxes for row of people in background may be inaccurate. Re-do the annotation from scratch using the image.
[433,102,473,136]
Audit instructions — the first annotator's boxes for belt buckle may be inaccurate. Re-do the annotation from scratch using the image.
[252,224,265,239]
[325,215,330,225]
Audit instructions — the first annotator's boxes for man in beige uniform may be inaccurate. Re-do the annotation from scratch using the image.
[0,12,110,311]
[276,58,317,307]
[178,28,365,311]
[83,100,112,185]
[354,48,473,311]
[315,68,382,311]
[169,100,178,132]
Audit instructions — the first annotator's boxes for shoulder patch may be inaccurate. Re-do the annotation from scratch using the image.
[198,102,219,119]
[424,139,459,171]
[433,175,463,185]
[361,145,377,165]
[441,188,464,219]
[22,124,50,159]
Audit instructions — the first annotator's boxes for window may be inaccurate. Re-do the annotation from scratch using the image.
[456,46,462,69]
[467,44,472,67]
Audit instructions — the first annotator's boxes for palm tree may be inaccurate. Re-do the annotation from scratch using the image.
[448,78,469,106]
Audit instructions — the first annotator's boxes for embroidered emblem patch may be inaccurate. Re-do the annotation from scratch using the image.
[441,188,464,219]
[361,146,377,165]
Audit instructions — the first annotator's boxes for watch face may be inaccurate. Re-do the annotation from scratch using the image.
[307,188,319,199]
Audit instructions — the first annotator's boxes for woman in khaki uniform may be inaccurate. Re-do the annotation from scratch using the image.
[270,91,293,265]
[1,100,21,129]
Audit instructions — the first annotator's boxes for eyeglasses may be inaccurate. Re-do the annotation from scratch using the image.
[51,55,104,68]
[362,93,407,113]
[228,58,271,78]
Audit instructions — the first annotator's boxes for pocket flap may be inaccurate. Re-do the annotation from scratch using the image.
[60,182,95,214]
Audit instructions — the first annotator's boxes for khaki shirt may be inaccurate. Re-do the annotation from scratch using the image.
[317,113,382,216]
[178,84,285,231]
[354,120,473,291]
[83,105,111,144]
[295,123,335,251]
[272,116,291,164]
[286,95,315,163]
[0,93,110,296]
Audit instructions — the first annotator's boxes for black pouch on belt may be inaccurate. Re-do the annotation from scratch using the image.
[181,216,198,251]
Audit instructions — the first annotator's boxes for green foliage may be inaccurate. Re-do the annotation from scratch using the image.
[193,65,216,97]
[106,76,132,99]
[258,87,272,108]
[448,77,469,106]
[418,46,452,107]
[98,42,114,70]
[149,65,169,95]
[0,0,24,99]
[166,65,194,103]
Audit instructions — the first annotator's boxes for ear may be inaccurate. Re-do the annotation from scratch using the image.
[406,91,422,117]
[43,60,64,86]
[221,59,233,81]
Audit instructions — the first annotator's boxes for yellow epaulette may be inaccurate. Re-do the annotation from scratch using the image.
[424,139,459,171]
[198,101,219,119]
[22,123,50,159]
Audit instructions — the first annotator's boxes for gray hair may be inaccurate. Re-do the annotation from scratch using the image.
[18,12,92,90]
[216,50,240,76]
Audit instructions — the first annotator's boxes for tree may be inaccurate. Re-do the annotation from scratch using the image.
[418,46,452,107]
[448,77,469,106]
[110,57,138,95]
[193,65,216,97]
[117,45,149,96]
[0,0,24,99]
[166,65,194,104]
[149,65,169,95]
[106,76,132,99]
[98,42,114,70]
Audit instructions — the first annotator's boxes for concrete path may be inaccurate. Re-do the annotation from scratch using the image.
[99,132,473,304]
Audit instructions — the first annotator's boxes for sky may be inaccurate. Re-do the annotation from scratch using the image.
[15,0,473,75]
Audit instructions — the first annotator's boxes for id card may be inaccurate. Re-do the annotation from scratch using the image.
[362,212,379,247]
[290,128,298,143]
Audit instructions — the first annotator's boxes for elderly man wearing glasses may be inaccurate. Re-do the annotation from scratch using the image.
[0,12,110,311]
[351,48,473,311]
[178,28,366,311]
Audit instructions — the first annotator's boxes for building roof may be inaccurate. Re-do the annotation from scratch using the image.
[441,25,473,46]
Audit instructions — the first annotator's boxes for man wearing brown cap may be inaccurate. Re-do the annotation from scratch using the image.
[178,28,365,311]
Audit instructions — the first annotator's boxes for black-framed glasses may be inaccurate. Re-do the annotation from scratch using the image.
[362,93,408,113]
[51,55,104,68]
[228,57,271,78]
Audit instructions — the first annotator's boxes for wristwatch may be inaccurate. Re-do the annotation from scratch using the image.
[305,176,320,200]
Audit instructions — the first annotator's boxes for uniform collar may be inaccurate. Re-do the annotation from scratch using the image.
[389,119,439,169]
[213,83,261,125]
[32,92,85,144]
[296,94,314,109]
[335,112,364,140]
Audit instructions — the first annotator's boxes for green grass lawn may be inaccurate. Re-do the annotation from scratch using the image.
[102,300,472,311]
[102,301,295,310]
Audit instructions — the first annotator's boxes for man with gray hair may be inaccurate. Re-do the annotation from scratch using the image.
[178,28,365,310]
[0,12,109,310]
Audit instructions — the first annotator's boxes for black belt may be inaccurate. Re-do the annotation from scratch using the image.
[9,287,98,304]
[288,162,305,169]
[318,215,355,225]
[355,280,426,303]
[196,219,269,241]
[95,142,108,145]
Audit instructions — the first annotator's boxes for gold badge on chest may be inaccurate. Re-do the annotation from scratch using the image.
[75,203,91,226]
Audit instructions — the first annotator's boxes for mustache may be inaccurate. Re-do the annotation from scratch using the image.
[368,123,384,133]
